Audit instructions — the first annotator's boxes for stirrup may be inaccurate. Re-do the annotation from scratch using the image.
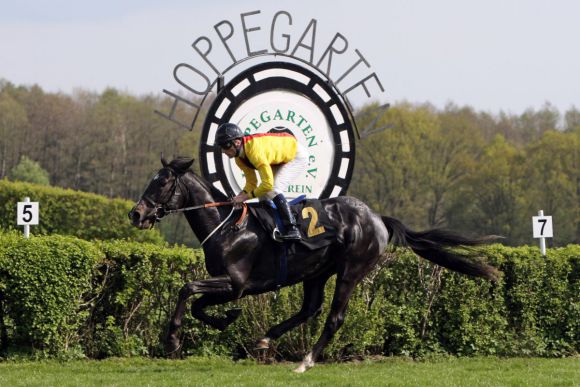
[272,227,283,243]
[279,227,302,241]
[272,227,301,242]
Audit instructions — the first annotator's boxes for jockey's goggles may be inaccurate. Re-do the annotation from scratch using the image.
[219,141,235,150]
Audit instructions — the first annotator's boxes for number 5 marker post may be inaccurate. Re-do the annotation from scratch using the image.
[17,197,39,239]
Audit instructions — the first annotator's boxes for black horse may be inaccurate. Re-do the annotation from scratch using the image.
[129,157,499,372]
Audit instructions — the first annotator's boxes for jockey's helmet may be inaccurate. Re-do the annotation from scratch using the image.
[215,123,243,148]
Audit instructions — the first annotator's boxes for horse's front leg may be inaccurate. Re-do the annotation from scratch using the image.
[190,293,242,330]
[166,275,236,355]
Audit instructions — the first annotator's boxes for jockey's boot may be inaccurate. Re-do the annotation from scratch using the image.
[273,194,302,241]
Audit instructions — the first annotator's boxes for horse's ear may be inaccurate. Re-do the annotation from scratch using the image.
[182,158,194,171]
[161,154,168,168]
[168,157,195,174]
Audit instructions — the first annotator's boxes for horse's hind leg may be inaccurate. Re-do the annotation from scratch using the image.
[256,274,331,350]
[294,276,357,373]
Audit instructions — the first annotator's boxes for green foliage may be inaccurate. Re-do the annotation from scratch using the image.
[0,231,201,358]
[0,179,163,243]
[446,135,527,244]
[84,240,204,358]
[0,231,578,360]
[0,83,202,201]
[0,91,28,180]
[2,82,579,246]
[495,245,580,356]
[522,131,580,245]
[7,156,50,186]
[0,232,99,355]
[353,103,580,245]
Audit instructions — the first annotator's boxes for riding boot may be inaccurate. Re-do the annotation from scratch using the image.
[272,194,302,241]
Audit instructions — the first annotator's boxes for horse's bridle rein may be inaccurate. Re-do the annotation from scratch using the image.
[132,170,248,245]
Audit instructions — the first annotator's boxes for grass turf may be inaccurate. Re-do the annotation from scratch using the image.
[0,356,578,386]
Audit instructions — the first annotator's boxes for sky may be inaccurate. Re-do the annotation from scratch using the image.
[0,0,579,114]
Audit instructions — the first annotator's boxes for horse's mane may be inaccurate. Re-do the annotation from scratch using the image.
[168,157,228,201]
[196,174,229,202]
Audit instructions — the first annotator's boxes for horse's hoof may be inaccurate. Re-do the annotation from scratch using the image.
[293,353,314,373]
[255,337,270,350]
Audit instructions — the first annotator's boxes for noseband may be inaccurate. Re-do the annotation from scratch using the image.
[142,173,183,224]
[128,169,184,227]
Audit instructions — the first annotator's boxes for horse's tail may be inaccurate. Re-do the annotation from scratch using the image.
[382,216,501,282]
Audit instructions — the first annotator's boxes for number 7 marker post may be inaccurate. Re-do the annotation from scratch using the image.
[532,210,553,256]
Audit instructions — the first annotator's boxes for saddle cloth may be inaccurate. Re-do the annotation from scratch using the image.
[248,197,337,250]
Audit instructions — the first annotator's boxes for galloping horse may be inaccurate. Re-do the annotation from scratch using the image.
[129,157,499,372]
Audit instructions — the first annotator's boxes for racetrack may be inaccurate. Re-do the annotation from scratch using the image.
[0,357,578,386]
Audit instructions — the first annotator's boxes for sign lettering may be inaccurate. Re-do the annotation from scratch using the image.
[156,9,389,139]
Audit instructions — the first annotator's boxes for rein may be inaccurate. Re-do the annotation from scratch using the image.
[163,201,233,215]
[155,202,242,246]
[155,200,248,247]
[173,202,248,246]
[139,169,249,246]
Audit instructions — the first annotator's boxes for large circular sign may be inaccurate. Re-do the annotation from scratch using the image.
[199,62,355,199]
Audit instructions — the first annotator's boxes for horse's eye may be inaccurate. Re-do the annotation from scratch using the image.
[160,177,173,187]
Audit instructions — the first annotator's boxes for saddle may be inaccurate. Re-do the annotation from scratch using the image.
[246,196,337,250]
[226,196,337,287]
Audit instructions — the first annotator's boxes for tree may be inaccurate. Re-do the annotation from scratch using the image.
[0,91,28,179]
[446,135,526,244]
[8,156,50,185]
[517,102,560,144]
[351,103,435,228]
[424,104,484,227]
[523,130,580,244]
[352,103,483,229]
[564,106,580,132]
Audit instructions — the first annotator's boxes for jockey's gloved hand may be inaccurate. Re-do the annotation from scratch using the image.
[232,191,249,207]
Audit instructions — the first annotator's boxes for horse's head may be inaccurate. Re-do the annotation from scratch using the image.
[128,157,194,229]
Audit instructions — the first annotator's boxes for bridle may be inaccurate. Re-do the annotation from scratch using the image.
[132,169,246,245]
[135,169,182,223]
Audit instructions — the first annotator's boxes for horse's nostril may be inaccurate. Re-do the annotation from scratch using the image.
[130,210,141,223]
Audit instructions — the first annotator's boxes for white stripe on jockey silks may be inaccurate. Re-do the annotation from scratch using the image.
[264,143,309,199]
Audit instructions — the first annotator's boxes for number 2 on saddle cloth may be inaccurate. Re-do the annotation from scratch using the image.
[246,196,338,286]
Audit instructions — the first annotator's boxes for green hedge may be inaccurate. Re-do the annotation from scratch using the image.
[0,231,578,360]
[0,232,201,358]
[0,232,98,355]
[0,180,163,244]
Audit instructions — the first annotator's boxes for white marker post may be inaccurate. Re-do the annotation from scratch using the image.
[17,197,39,239]
[532,210,553,256]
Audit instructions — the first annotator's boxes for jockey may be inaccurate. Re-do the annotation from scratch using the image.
[215,122,308,241]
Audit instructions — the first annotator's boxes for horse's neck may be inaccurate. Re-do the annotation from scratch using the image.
[180,171,229,243]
